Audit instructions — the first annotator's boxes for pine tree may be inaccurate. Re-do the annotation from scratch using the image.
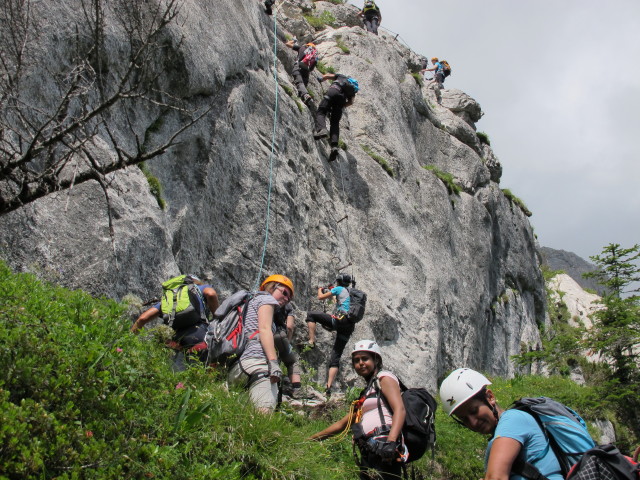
[583,243,640,434]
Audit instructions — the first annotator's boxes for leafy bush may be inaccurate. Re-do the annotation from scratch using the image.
[477,131,491,145]
[303,11,337,30]
[338,139,348,151]
[316,61,336,74]
[410,72,423,87]
[138,162,166,209]
[502,188,532,216]
[422,165,462,195]
[280,82,294,98]
[361,145,394,177]
[334,35,350,54]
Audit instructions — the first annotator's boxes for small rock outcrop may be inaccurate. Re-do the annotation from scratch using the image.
[540,247,604,295]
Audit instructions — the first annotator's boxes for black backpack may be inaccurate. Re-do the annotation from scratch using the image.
[398,380,437,463]
[346,287,367,324]
[334,75,358,97]
[566,444,640,480]
[364,376,437,463]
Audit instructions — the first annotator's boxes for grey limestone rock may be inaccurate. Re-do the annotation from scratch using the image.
[0,0,547,392]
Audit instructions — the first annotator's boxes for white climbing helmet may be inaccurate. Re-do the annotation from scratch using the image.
[439,368,492,416]
[352,339,382,358]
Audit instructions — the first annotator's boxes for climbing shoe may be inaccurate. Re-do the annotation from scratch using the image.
[301,93,313,105]
[313,129,328,139]
[324,387,332,398]
[264,1,273,15]
[329,147,340,162]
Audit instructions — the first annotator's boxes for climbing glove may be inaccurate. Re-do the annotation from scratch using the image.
[268,359,282,382]
[376,440,399,462]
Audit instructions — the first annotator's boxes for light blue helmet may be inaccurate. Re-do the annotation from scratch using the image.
[347,77,359,93]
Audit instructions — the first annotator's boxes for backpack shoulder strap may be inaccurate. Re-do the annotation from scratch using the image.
[511,454,551,480]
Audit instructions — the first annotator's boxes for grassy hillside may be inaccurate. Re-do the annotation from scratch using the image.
[0,263,631,479]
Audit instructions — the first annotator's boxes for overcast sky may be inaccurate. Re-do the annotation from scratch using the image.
[359,0,640,264]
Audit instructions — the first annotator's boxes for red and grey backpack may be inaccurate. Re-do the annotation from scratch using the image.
[301,44,318,69]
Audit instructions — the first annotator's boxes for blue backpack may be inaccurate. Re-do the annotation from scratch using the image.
[510,397,596,480]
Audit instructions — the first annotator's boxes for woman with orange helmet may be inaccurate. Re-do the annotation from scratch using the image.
[228,274,294,413]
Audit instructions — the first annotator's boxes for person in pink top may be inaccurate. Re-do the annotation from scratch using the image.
[311,340,407,480]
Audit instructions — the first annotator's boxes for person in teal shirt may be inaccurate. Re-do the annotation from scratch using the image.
[439,368,563,480]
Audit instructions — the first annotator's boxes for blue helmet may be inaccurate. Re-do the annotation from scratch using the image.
[347,77,359,93]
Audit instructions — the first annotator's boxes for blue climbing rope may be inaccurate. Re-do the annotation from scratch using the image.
[253,5,280,291]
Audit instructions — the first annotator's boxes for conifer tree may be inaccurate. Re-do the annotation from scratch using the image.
[583,243,639,434]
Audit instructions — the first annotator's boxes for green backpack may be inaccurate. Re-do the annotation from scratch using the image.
[363,0,378,13]
[161,274,208,330]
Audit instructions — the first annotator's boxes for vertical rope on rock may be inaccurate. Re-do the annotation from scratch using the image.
[253,5,280,291]
[336,159,354,279]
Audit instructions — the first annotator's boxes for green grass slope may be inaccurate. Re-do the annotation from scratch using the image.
[0,263,630,479]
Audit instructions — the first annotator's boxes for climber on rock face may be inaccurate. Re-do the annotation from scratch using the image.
[313,73,358,162]
[305,273,355,397]
[423,57,446,89]
[264,0,275,15]
[285,40,319,107]
[358,0,382,35]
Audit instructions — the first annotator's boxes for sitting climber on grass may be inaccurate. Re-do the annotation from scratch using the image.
[311,340,407,480]
[227,274,294,413]
[285,39,320,107]
[313,73,359,161]
[131,274,220,370]
[305,273,355,396]
[358,0,382,35]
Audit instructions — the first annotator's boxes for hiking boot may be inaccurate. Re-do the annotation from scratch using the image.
[264,1,273,15]
[329,147,340,162]
[313,129,328,140]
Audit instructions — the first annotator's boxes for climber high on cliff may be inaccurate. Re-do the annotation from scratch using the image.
[285,39,319,107]
[313,73,359,162]
[358,0,382,35]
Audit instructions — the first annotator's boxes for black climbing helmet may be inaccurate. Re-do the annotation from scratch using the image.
[335,273,352,287]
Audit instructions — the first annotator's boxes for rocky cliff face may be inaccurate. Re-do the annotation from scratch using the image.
[0,0,546,390]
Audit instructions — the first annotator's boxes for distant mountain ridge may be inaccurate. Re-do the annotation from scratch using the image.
[540,246,604,295]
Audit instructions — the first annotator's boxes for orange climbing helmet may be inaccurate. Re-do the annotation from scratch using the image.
[260,274,295,297]
[306,42,316,47]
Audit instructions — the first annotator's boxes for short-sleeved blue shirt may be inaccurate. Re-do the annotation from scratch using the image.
[331,286,350,314]
[486,409,562,480]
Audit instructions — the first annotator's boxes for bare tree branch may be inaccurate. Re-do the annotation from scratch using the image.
[0,0,203,216]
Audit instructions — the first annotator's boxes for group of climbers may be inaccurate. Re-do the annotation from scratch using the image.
[131,271,363,408]
[263,1,452,163]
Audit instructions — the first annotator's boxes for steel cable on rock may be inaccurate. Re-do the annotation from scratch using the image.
[253,4,281,291]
